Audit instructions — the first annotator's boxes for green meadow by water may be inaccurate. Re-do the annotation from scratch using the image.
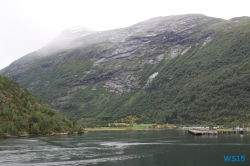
[0,130,249,166]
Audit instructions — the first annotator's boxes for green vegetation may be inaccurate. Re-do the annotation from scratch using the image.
[107,17,250,126]
[0,75,80,136]
[79,17,250,126]
[86,123,176,131]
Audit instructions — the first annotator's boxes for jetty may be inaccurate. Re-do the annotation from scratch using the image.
[188,130,217,135]
[217,130,244,134]
[188,129,244,136]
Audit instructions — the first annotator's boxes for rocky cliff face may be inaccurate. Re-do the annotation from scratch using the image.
[2,14,250,126]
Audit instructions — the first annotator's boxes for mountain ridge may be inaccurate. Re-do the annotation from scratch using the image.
[1,14,250,126]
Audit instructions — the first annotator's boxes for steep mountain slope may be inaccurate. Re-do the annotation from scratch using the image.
[0,75,78,135]
[1,14,250,126]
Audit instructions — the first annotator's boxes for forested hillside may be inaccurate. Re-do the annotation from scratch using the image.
[0,75,79,136]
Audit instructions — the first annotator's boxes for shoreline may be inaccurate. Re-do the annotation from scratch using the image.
[2,127,248,138]
[85,123,177,131]
[0,131,88,139]
[86,127,174,131]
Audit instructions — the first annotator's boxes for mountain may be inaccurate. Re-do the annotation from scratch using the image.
[1,14,250,126]
[0,75,79,136]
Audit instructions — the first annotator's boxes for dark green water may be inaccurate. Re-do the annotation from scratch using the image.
[0,130,249,166]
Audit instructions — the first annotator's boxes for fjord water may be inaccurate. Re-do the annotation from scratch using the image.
[0,130,249,166]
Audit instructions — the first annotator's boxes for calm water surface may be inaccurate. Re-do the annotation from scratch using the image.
[0,130,249,166]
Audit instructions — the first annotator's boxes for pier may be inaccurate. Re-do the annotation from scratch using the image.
[217,130,244,134]
[188,129,244,136]
[188,130,217,135]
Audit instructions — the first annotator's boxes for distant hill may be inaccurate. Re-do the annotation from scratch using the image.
[0,75,79,136]
[1,14,250,127]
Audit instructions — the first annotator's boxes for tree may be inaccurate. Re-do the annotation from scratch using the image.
[30,124,40,134]
[0,127,4,135]
[6,122,18,135]
[121,115,139,126]
[31,113,41,123]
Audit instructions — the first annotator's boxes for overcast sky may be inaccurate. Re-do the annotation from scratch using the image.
[1,0,250,70]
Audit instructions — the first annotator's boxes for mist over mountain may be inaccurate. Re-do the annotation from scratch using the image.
[37,27,97,55]
[1,14,250,126]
